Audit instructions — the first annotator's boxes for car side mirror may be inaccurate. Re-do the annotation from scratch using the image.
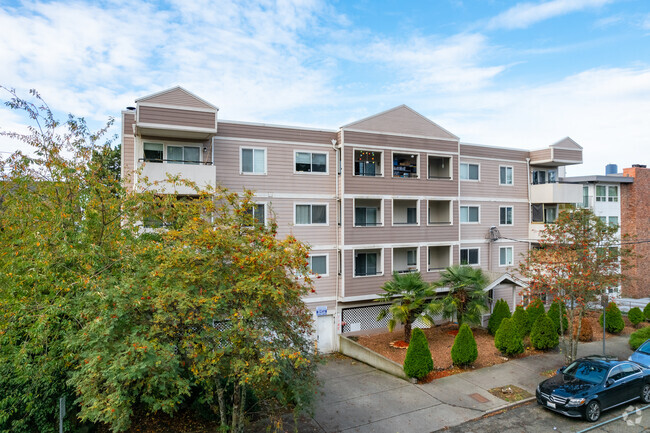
[557,367,565,374]
[606,378,615,387]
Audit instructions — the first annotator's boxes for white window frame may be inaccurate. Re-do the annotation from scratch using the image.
[460,205,480,224]
[353,148,384,177]
[142,140,203,164]
[245,202,267,226]
[460,247,480,266]
[608,216,619,227]
[353,249,383,278]
[392,199,420,226]
[460,162,480,181]
[427,154,453,180]
[499,206,514,226]
[294,150,329,175]
[499,246,514,267]
[307,254,329,277]
[353,198,384,227]
[391,151,420,179]
[240,146,267,175]
[607,185,619,202]
[427,200,453,226]
[499,166,513,186]
[427,245,453,272]
[391,247,419,274]
[294,203,329,226]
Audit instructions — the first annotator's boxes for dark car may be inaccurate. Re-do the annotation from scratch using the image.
[629,339,650,367]
[536,355,650,422]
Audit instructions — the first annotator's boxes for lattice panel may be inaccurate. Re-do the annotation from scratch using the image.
[341,304,440,333]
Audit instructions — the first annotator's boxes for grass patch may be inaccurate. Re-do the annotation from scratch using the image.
[488,385,533,403]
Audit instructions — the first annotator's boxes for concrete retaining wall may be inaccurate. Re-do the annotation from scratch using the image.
[339,335,408,380]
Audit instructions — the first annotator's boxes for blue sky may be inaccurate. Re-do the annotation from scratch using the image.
[1,0,649,175]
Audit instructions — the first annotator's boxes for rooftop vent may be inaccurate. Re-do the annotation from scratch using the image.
[632,164,647,168]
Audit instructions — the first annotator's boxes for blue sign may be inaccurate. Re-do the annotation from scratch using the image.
[316,306,327,316]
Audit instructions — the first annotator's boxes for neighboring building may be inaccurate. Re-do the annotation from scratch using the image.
[121,86,584,352]
[621,165,650,299]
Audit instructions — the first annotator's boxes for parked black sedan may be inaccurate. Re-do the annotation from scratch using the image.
[536,355,650,422]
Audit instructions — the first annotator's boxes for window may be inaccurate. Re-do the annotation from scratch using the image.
[354,199,381,226]
[581,186,589,208]
[244,203,265,225]
[355,150,381,176]
[532,169,557,184]
[544,206,557,223]
[393,199,418,225]
[355,251,379,276]
[295,204,327,225]
[460,206,479,223]
[241,148,266,174]
[308,255,327,275]
[500,206,513,225]
[596,185,607,202]
[460,163,479,180]
[168,145,200,164]
[407,249,417,266]
[608,186,619,202]
[143,142,163,162]
[393,153,418,178]
[407,207,417,224]
[295,151,326,173]
[460,248,479,265]
[609,216,619,227]
[499,246,513,266]
[500,166,513,185]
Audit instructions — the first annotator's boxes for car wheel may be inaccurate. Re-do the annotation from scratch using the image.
[585,400,601,422]
[642,384,650,403]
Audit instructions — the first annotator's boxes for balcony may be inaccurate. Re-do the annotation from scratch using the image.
[428,200,452,225]
[354,199,382,227]
[428,246,451,271]
[138,160,215,194]
[530,182,583,204]
[393,247,418,274]
[428,155,451,180]
[393,199,418,225]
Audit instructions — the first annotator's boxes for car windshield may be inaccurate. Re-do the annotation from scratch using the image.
[638,341,650,355]
[563,361,608,384]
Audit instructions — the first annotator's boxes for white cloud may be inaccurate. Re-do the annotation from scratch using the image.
[488,0,614,30]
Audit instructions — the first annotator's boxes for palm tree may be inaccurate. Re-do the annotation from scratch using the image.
[376,272,435,343]
[428,265,488,328]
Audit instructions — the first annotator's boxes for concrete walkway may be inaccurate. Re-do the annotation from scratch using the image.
[310,336,633,433]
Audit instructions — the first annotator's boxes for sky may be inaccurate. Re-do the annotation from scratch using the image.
[0,0,649,176]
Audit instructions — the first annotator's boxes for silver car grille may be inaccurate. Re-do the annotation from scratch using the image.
[540,392,568,405]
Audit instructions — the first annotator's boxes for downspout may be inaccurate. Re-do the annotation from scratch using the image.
[526,157,531,252]
[457,141,461,267]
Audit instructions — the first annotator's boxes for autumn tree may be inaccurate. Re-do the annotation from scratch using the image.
[519,208,631,363]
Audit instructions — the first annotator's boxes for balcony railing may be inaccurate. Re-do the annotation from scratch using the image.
[139,158,213,165]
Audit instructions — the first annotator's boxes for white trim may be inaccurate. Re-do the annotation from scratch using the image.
[248,192,336,199]
[426,154,454,181]
[498,246,514,267]
[219,119,336,133]
[137,101,217,113]
[391,198,420,227]
[340,294,386,302]
[347,142,458,157]
[136,122,217,134]
[308,253,330,277]
[460,155,529,164]
[352,248,384,278]
[460,162,480,181]
[460,141,532,153]
[293,149,329,175]
[499,165,514,186]
[529,159,582,164]
[344,193,458,200]
[460,246,481,266]
[353,197,384,228]
[499,205,514,226]
[391,150,420,179]
[352,147,384,178]
[343,241,460,250]
[303,296,337,303]
[460,197,529,203]
[391,246,420,274]
[135,86,218,110]
[294,202,329,226]
[214,135,335,149]
[460,205,480,224]
[239,146,267,175]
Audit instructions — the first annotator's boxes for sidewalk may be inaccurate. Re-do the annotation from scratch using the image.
[309,336,632,433]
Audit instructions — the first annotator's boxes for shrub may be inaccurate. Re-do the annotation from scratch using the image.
[629,307,645,327]
[599,302,625,334]
[403,328,434,379]
[512,305,530,337]
[530,313,559,350]
[488,299,511,335]
[451,323,478,366]
[644,302,650,322]
[630,326,650,350]
[576,317,593,342]
[526,299,546,330]
[494,318,524,356]
[547,301,568,334]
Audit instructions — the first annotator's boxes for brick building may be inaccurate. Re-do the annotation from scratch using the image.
[622,165,650,298]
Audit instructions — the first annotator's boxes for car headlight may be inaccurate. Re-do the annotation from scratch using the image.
[537,384,541,393]
[567,397,586,406]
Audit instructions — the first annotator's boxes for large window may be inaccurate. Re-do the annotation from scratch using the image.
[308,255,327,275]
[355,251,380,276]
[143,142,163,162]
[499,166,513,185]
[295,151,327,173]
[499,246,513,266]
[460,248,479,265]
[532,169,557,184]
[295,204,327,225]
[597,185,619,202]
[460,206,479,223]
[500,206,513,225]
[460,163,479,180]
[393,153,418,178]
[241,148,266,174]
[531,204,558,223]
[168,145,200,164]
[244,203,265,225]
[354,150,382,176]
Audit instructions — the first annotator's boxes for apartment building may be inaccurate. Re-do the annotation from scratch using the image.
[621,165,650,299]
[121,86,583,352]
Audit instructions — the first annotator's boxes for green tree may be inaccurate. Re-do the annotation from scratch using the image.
[629,307,644,327]
[494,317,524,356]
[547,301,568,335]
[526,299,546,330]
[403,328,434,379]
[451,323,478,366]
[428,265,489,328]
[488,299,512,335]
[530,313,559,350]
[599,302,625,334]
[519,208,632,363]
[512,305,530,337]
[376,272,435,343]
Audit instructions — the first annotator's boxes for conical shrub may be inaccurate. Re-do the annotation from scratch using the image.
[530,313,558,350]
[512,305,530,337]
[526,299,546,328]
[451,323,478,366]
[403,328,434,379]
[488,299,511,335]
[548,301,568,334]
[599,302,625,334]
[494,317,524,356]
[629,307,644,327]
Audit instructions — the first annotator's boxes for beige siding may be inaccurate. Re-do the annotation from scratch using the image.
[217,122,336,144]
[491,283,523,312]
[460,144,528,161]
[304,299,337,314]
[139,106,215,129]
[459,201,529,240]
[530,149,552,164]
[459,157,529,199]
[303,248,338,301]
[553,148,582,163]
[122,112,136,188]
[344,130,458,152]
[344,106,457,140]
[140,88,214,109]
[259,199,337,247]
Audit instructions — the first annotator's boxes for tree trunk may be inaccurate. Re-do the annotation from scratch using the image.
[216,382,227,430]
[231,382,241,433]
[404,321,412,343]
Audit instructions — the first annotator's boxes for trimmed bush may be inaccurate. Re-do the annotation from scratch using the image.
[530,313,559,350]
[599,302,625,334]
[526,299,546,329]
[576,317,593,342]
[548,301,568,334]
[512,305,530,337]
[403,328,434,379]
[630,326,650,350]
[629,307,644,327]
[644,302,650,322]
[451,323,478,366]
[488,299,512,335]
[494,317,524,356]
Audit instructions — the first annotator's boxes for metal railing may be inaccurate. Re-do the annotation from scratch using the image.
[139,158,213,165]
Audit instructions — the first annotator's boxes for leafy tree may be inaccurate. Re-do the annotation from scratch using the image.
[599,302,625,334]
[519,208,632,364]
[526,299,546,330]
[494,318,524,356]
[428,265,489,328]
[629,326,650,350]
[377,272,435,343]
[530,314,559,350]
[629,307,645,327]
[547,301,568,335]
[451,323,478,366]
[488,299,511,335]
[644,302,650,322]
[403,328,433,379]
[512,305,530,338]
